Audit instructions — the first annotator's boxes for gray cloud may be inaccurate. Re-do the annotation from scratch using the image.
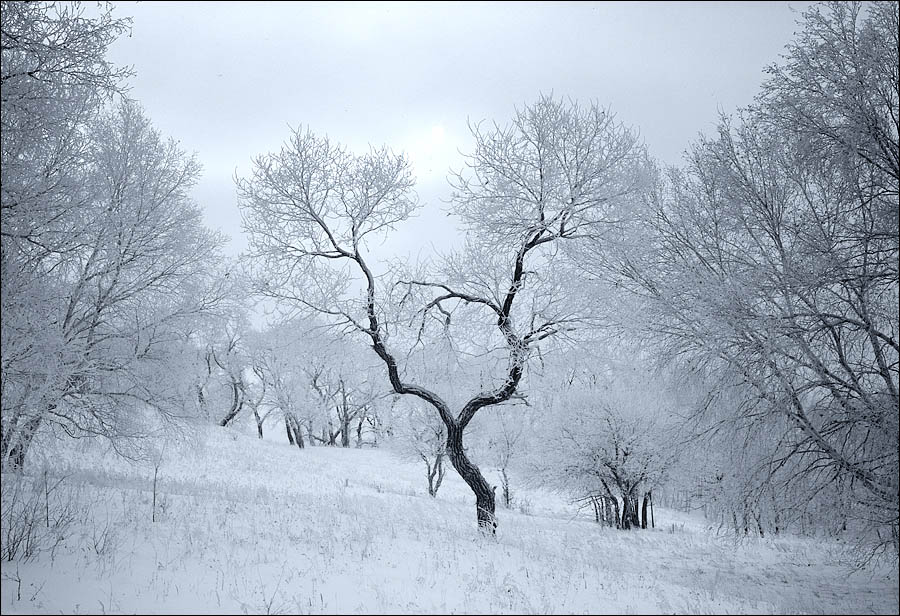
[103,1,813,257]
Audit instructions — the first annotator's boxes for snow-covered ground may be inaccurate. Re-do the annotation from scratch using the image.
[1,426,897,614]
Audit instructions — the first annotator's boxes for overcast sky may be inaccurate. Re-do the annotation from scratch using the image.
[104,1,813,259]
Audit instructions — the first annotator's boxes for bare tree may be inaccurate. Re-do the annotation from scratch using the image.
[391,400,448,498]
[475,405,527,509]
[1,1,132,262]
[606,2,898,553]
[238,95,648,531]
[1,100,228,469]
[246,365,271,439]
[529,355,674,530]
[248,320,385,449]
[255,344,307,449]
[2,1,130,468]
[306,367,375,448]
[209,324,250,428]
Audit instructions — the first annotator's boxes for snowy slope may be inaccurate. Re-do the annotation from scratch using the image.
[1,426,897,614]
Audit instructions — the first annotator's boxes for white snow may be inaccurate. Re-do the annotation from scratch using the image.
[1,426,897,614]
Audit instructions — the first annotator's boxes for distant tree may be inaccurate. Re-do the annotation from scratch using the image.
[238,95,649,531]
[205,319,253,429]
[391,400,448,498]
[305,363,380,448]
[473,404,527,509]
[240,367,266,438]
[252,334,309,449]
[529,356,674,530]
[248,320,385,449]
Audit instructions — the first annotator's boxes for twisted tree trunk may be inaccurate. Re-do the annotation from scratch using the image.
[219,380,243,427]
[446,423,495,532]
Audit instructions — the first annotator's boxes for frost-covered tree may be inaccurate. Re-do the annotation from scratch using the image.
[2,3,230,470]
[527,353,675,530]
[391,400,448,497]
[2,1,130,468]
[247,319,384,448]
[306,359,382,448]
[192,315,254,429]
[238,95,649,531]
[468,403,529,509]
[1,1,132,262]
[605,1,898,552]
[1,100,228,469]
[247,323,311,448]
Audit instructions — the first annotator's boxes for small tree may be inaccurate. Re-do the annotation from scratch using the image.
[247,365,271,439]
[528,352,675,530]
[475,405,526,509]
[392,400,447,498]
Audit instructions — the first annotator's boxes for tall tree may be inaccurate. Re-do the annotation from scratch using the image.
[606,1,898,552]
[238,95,649,531]
[1,1,131,260]
[1,100,228,469]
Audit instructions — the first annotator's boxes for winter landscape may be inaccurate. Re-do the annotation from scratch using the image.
[1,1,898,614]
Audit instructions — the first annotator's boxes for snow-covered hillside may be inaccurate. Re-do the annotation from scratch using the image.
[1,427,897,614]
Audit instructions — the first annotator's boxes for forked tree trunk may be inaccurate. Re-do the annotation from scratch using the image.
[631,495,641,528]
[424,456,436,497]
[219,380,243,427]
[622,493,641,530]
[641,493,650,529]
[367,416,379,447]
[446,423,495,533]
